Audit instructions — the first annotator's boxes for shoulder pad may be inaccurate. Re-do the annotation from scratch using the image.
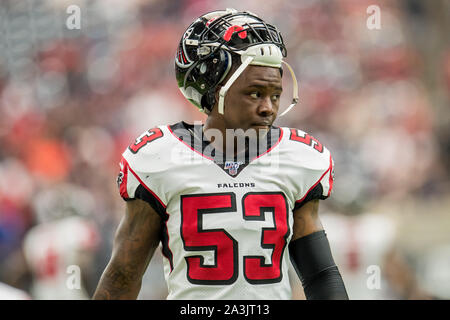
[284,127,331,170]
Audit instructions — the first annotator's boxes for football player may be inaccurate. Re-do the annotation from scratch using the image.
[23,183,100,299]
[93,9,348,300]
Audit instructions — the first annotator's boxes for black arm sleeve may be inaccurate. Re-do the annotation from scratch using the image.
[288,230,349,300]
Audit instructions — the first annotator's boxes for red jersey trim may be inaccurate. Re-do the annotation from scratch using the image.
[168,125,283,162]
[327,155,334,197]
[252,127,284,161]
[167,125,214,161]
[119,157,130,199]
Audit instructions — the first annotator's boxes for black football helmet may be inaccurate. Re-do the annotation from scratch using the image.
[175,8,298,115]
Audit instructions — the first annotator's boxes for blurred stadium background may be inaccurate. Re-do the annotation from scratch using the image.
[0,0,449,300]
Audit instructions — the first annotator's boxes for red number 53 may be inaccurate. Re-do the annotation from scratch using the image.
[180,192,290,285]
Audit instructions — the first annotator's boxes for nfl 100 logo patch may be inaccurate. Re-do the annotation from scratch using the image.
[224,161,243,176]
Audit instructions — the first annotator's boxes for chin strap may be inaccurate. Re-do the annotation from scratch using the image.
[218,55,254,114]
[217,52,299,117]
[278,60,299,117]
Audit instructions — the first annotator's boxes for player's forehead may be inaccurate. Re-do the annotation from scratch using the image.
[237,65,282,90]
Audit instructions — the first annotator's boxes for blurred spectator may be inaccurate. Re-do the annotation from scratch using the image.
[321,210,398,299]
[22,183,100,299]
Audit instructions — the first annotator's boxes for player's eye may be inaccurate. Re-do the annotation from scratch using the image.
[271,94,281,102]
[250,92,260,99]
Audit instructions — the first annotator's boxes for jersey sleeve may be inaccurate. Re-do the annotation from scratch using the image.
[293,154,334,210]
[116,155,139,201]
[285,128,335,210]
[116,129,168,218]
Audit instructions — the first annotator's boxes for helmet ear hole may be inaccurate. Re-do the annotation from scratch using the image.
[216,50,234,85]
[200,50,234,113]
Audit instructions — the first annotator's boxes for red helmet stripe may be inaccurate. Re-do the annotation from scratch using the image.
[223,25,247,41]
[181,48,188,63]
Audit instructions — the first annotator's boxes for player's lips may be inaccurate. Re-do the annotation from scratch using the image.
[250,122,271,128]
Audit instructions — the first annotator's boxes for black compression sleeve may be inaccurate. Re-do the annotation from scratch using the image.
[288,230,349,300]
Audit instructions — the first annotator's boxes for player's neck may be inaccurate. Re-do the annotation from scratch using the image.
[203,117,242,156]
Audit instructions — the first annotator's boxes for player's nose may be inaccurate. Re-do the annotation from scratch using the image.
[257,96,274,117]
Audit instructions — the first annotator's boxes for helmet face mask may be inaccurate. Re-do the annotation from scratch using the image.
[175,9,287,113]
[198,11,286,55]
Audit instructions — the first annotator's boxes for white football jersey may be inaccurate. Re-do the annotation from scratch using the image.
[117,122,334,300]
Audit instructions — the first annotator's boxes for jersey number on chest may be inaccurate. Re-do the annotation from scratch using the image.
[180,192,290,285]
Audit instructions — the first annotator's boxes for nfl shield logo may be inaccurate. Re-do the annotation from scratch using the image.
[224,161,242,176]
